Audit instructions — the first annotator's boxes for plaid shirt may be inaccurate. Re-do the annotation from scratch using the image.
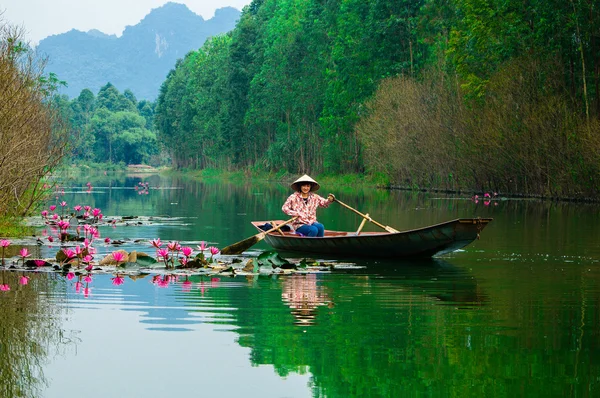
[282,192,331,229]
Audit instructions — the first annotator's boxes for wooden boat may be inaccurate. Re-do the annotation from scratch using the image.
[251,218,492,258]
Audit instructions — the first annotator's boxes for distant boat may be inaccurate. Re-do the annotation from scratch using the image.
[251,218,492,258]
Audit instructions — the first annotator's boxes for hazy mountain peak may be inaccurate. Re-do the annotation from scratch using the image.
[37,4,240,100]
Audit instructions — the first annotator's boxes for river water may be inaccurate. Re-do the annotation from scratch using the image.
[1,173,599,397]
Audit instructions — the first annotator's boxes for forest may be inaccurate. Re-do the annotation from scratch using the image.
[2,0,600,224]
[152,0,600,198]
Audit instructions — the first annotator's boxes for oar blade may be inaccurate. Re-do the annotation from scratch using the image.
[220,232,266,255]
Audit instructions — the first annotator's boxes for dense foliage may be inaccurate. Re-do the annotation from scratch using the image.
[56,83,160,166]
[154,0,600,197]
[0,20,68,217]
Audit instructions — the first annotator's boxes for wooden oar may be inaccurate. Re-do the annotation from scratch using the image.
[332,198,399,233]
[220,217,297,255]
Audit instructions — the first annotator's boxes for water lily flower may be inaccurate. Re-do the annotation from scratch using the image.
[84,275,92,283]
[92,208,101,217]
[85,264,93,272]
[19,248,30,266]
[484,193,490,198]
[209,247,219,256]
[197,241,207,251]
[1,240,10,248]
[104,237,111,244]
[74,205,82,212]
[111,275,125,286]
[19,276,29,285]
[66,272,75,280]
[47,236,54,243]
[41,210,48,218]
[60,201,67,207]
[167,241,181,251]
[157,248,169,260]
[111,251,126,264]
[49,205,56,211]
[181,246,193,257]
[52,213,59,220]
[62,248,76,260]
[84,205,91,212]
[34,260,46,267]
[0,284,10,291]
[150,238,162,248]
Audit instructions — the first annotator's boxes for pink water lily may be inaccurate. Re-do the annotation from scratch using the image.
[66,272,75,280]
[41,210,48,218]
[19,248,30,266]
[111,275,125,286]
[209,246,219,256]
[34,260,46,268]
[19,276,29,285]
[181,246,193,257]
[62,248,76,260]
[60,201,67,207]
[73,205,82,212]
[49,205,56,211]
[84,275,92,283]
[57,220,70,231]
[111,251,126,264]
[0,284,10,291]
[0,240,9,266]
[167,241,181,251]
[157,248,169,259]
[197,241,207,251]
[150,238,162,248]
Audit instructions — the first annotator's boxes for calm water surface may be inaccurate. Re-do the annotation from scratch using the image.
[1,173,599,398]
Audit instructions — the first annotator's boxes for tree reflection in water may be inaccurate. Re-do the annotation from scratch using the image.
[0,271,76,398]
[281,274,333,326]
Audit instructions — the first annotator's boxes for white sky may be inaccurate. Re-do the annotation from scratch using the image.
[1,0,252,44]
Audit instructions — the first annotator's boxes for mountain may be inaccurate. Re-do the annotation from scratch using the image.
[37,2,240,100]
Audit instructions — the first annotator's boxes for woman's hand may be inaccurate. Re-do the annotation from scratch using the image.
[327,193,335,202]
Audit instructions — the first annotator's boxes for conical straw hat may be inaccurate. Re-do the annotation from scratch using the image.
[291,174,320,192]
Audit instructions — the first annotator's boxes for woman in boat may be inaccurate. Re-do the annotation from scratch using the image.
[282,174,334,237]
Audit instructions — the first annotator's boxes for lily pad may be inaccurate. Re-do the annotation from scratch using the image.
[257,251,295,269]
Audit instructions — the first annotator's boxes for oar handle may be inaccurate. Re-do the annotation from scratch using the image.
[261,217,297,235]
[333,198,398,233]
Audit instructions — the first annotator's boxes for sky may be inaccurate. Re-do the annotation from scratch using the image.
[1,0,253,44]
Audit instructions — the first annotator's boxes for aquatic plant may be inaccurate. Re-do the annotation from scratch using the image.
[1,239,10,266]
[19,248,30,267]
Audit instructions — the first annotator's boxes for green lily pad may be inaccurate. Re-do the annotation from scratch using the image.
[257,251,295,269]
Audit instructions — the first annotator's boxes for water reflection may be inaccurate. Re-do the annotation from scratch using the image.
[281,274,333,326]
[0,271,75,398]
